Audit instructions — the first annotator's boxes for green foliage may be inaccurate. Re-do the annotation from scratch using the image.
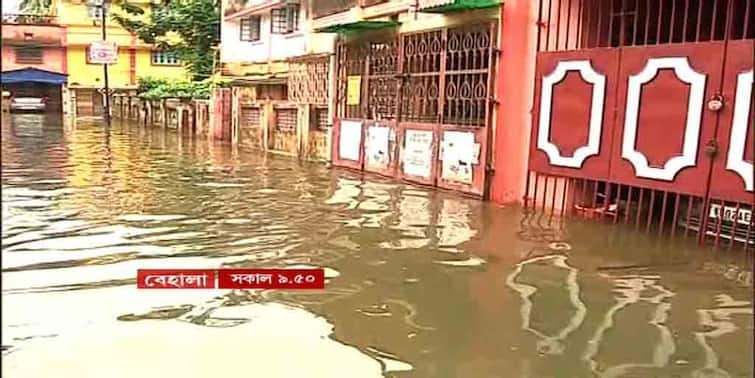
[18,0,52,14]
[136,77,231,100]
[136,77,170,94]
[112,0,220,80]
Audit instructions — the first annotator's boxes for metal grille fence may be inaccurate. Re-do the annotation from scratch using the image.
[335,22,496,127]
[275,107,297,132]
[525,173,754,250]
[288,56,330,105]
[537,0,753,52]
[529,0,753,250]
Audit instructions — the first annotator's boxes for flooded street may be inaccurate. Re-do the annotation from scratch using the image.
[2,114,753,377]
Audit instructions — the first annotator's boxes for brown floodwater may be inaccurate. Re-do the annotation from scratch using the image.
[2,114,753,378]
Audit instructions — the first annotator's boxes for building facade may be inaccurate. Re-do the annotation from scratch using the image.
[317,0,500,197]
[220,0,752,247]
[1,0,189,115]
[57,0,187,115]
[220,0,335,96]
[491,0,753,248]
[1,13,69,113]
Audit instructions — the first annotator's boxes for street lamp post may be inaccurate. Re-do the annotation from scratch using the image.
[95,0,111,126]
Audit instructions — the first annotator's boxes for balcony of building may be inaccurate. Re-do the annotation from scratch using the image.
[309,0,500,33]
[2,13,59,26]
[309,0,409,34]
[1,15,65,47]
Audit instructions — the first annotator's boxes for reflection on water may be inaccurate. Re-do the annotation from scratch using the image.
[582,274,676,377]
[506,255,587,356]
[1,115,753,377]
[692,295,753,378]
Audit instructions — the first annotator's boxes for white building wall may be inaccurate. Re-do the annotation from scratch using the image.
[220,2,311,64]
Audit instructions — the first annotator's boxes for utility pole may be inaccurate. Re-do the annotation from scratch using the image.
[98,0,111,126]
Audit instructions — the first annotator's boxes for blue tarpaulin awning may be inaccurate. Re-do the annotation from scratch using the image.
[1,68,68,85]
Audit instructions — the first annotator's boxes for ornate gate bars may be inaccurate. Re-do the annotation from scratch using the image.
[335,22,496,127]
[333,23,497,196]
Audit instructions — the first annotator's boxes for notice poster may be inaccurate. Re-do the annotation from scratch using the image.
[440,131,477,184]
[339,120,362,161]
[88,41,118,64]
[366,125,390,169]
[347,76,361,105]
[403,130,433,179]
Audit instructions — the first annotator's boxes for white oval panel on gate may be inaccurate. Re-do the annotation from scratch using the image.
[725,70,754,192]
[537,60,606,168]
[621,57,706,181]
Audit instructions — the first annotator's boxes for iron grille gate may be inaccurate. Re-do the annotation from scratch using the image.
[334,22,497,196]
[527,0,754,249]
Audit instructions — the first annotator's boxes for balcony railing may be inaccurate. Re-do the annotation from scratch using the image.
[361,0,388,7]
[2,13,58,25]
[311,0,358,19]
[311,0,390,19]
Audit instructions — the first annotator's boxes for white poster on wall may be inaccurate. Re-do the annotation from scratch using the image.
[403,130,434,178]
[339,120,362,161]
[366,125,391,168]
[440,131,477,184]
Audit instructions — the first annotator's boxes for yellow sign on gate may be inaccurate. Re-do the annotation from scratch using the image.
[347,76,361,105]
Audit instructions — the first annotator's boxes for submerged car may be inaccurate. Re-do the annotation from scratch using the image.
[678,198,754,245]
[9,96,48,113]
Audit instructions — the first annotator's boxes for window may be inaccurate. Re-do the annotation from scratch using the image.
[271,4,299,34]
[240,16,261,41]
[15,47,43,64]
[151,51,181,65]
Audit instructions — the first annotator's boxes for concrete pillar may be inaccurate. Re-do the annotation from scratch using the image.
[61,86,71,116]
[177,106,184,136]
[326,54,337,163]
[231,87,240,145]
[262,102,273,151]
[298,103,311,159]
[490,0,540,205]
[160,100,167,129]
[70,89,78,119]
[1,88,10,114]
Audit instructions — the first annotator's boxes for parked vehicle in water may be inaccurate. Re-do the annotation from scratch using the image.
[677,198,754,245]
[9,96,48,113]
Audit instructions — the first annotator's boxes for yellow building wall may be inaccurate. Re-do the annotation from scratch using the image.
[66,46,133,88]
[134,50,187,81]
[59,0,188,89]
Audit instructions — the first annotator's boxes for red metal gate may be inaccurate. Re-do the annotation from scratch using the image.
[710,39,754,203]
[435,24,496,197]
[332,23,498,197]
[527,0,753,248]
[608,42,725,196]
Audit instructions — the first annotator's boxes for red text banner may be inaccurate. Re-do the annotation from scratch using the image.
[137,269,216,289]
[218,269,325,289]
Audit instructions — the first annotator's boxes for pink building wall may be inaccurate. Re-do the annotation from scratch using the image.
[1,24,67,74]
[1,46,67,73]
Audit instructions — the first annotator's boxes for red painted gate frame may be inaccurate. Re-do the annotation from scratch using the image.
[363,120,399,178]
[397,122,439,188]
[436,124,489,197]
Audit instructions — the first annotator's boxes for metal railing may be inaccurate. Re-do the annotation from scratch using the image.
[2,13,58,25]
[310,0,390,19]
[524,172,754,251]
[536,0,753,52]
[311,0,358,18]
